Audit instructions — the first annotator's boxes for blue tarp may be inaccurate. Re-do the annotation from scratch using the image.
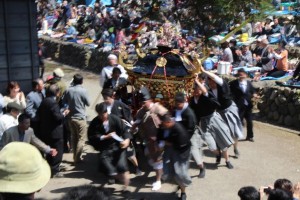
[85,0,96,7]
[100,0,112,6]
[75,0,113,7]
[266,10,299,16]
[251,8,299,16]
[260,74,290,81]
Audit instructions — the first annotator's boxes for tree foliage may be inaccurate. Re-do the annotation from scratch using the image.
[185,0,274,39]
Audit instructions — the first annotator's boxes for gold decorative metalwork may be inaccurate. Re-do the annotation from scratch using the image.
[118,47,206,107]
[156,57,167,67]
[135,43,146,58]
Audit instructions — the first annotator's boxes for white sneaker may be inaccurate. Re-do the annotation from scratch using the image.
[152,181,161,191]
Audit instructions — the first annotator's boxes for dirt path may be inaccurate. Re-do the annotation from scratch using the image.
[34,61,300,200]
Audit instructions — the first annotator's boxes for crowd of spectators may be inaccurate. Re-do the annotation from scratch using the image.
[238,178,300,200]
[36,0,299,83]
[0,0,299,199]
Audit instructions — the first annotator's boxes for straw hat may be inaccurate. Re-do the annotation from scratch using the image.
[0,142,51,194]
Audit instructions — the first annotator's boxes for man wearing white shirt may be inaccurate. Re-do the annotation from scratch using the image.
[99,54,128,88]
[173,92,205,178]
[0,102,23,140]
[230,68,257,142]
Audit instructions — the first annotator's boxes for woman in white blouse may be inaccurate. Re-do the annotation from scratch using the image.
[3,81,26,110]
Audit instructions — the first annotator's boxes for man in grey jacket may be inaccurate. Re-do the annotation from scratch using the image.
[62,74,90,164]
[25,78,45,137]
[237,44,253,67]
[0,113,57,157]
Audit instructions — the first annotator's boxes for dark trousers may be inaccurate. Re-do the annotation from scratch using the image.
[99,148,128,176]
[239,105,254,139]
[63,120,71,153]
[52,15,67,29]
[30,120,40,138]
[293,62,300,81]
[267,68,287,78]
[46,138,64,176]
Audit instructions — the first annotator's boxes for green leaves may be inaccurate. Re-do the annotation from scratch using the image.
[188,0,275,40]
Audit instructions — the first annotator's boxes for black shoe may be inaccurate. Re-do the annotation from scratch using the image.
[121,189,131,194]
[198,167,206,178]
[180,193,187,200]
[226,161,234,169]
[216,154,221,164]
[246,137,254,142]
[234,148,240,158]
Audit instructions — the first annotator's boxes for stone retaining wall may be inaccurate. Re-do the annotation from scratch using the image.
[41,37,300,130]
[40,36,109,73]
[41,37,300,73]
[285,45,300,58]
[257,86,300,129]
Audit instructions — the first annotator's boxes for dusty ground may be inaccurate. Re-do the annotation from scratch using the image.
[34,61,300,200]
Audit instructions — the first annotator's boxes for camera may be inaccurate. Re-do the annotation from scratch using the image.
[263,187,271,194]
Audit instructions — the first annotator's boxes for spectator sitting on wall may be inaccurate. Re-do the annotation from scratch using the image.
[53,0,71,30]
[87,24,96,41]
[236,44,253,67]
[267,40,288,78]
[255,39,272,73]
[284,61,300,85]
[262,16,274,36]
[229,39,240,65]
[63,20,77,39]
[252,38,263,61]
[271,17,282,34]
[220,41,234,64]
